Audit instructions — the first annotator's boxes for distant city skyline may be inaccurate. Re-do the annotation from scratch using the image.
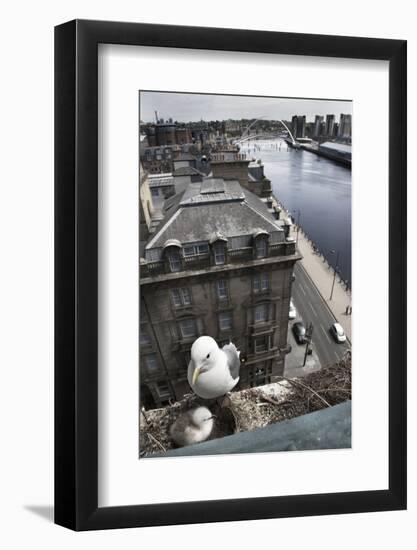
[140,91,352,124]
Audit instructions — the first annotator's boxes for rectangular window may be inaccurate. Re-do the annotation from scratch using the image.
[146,248,162,261]
[214,243,226,265]
[217,279,228,300]
[144,353,159,373]
[230,235,250,249]
[151,188,159,197]
[261,273,269,290]
[179,318,197,338]
[254,303,268,323]
[171,288,192,307]
[171,289,182,307]
[156,381,171,399]
[183,243,209,257]
[140,327,151,345]
[254,335,270,353]
[256,238,267,258]
[248,363,271,387]
[253,273,269,293]
[197,243,209,254]
[183,245,195,257]
[219,311,232,331]
[168,251,181,272]
[181,288,192,305]
[270,231,283,244]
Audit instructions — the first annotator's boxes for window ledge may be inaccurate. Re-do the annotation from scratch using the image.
[155,401,351,457]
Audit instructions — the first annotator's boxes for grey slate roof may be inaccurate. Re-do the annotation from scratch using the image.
[172,166,203,177]
[147,173,174,187]
[174,153,196,162]
[180,179,244,205]
[145,178,284,250]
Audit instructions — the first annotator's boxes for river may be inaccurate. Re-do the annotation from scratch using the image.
[239,139,352,285]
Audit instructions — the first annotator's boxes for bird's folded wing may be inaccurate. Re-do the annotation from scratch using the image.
[222,343,240,379]
[187,359,195,385]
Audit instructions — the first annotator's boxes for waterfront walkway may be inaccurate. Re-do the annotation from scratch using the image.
[292,225,352,343]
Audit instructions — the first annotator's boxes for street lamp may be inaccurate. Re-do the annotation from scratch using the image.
[292,209,301,245]
[329,249,340,301]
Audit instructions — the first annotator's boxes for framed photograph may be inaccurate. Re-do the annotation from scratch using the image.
[55,20,407,530]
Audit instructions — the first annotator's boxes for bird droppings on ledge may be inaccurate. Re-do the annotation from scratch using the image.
[139,354,351,457]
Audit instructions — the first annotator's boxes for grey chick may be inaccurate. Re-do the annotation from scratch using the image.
[169,406,214,447]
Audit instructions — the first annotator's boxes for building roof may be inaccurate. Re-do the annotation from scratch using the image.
[180,179,244,205]
[210,152,250,164]
[172,166,203,177]
[147,173,174,187]
[173,153,195,162]
[145,178,284,250]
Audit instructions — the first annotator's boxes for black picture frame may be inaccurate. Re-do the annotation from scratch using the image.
[55,19,407,531]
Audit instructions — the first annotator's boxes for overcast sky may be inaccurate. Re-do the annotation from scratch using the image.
[140,91,352,123]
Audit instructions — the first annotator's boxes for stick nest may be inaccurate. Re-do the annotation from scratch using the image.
[140,352,351,457]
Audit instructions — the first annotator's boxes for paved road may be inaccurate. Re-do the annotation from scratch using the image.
[291,262,350,368]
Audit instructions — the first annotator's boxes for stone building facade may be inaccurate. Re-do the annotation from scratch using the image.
[139,177,301,409]
[210,150,250,188]
[145,119,193,147]
[210,150,273,199]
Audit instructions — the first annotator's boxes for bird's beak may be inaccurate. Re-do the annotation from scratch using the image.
[192,365,202,385]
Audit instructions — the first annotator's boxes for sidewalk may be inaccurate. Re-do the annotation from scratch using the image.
[293,225,352,342]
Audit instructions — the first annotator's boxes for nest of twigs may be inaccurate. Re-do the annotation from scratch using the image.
[140,352,351,457]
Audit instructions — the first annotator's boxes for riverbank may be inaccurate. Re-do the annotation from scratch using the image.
[300,143,351,167]
[293,224,352,342]
[241,138,352,283]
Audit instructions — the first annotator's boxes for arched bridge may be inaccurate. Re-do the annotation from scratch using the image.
[234,118,298,146]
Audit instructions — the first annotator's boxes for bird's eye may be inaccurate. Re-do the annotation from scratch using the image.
[206,353,210,359]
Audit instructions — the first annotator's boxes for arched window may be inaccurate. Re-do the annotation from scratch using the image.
[163,240,182,272]
[209,233,228,266]
[254,233,269,259]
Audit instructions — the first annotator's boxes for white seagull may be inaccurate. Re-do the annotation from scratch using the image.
[187,336,240,399]
[169,406,214,447]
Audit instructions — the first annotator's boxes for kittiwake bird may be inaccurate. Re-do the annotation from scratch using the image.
[169,406,214,447]
[187,336,240,399]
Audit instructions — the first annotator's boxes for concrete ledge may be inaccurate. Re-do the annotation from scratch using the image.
[151,401,351,458]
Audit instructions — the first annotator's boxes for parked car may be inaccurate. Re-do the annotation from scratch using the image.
[330,322,346,343]
[289,299,297,320]
[292,321,307,344]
